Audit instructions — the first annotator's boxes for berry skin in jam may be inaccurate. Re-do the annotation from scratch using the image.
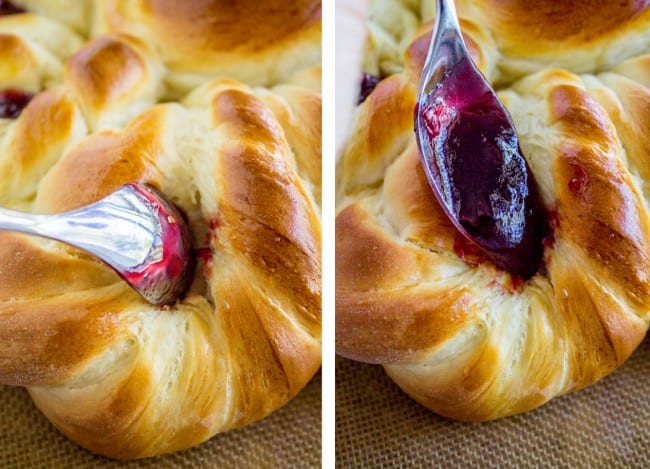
[416,57,544,278]
[0,0,25,15]
[0,89,33,119]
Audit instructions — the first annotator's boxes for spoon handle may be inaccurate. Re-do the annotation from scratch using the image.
[0,186,160,271]
[419,0,468,96]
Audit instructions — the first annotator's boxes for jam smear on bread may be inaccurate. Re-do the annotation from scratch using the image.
[0,89,33,118]
[0,0,25,15]
[358,73,381,104]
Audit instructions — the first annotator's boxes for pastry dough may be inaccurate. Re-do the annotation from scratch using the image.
[0,0,321,459]
[337,0,650,421]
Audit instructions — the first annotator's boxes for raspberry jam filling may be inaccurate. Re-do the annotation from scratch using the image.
[0,89,33,118]
[119,184,194,304]
[358,73,381,104]
[416,57,544,278]
[0,0,25,15]
[194,218,220,268]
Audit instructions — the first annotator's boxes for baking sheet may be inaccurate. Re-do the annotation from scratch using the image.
[336,339,650,467]
[0,372,321,467]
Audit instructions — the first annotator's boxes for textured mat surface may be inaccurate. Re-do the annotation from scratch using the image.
[336,338,650,467]
[0,371,321,468]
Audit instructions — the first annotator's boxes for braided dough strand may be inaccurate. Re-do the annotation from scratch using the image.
[337,3,650,421]
[0,8,321,458]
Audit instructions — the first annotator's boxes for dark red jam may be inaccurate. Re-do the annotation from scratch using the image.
[452,233,485,268]
[0,0,25,15]
[416,57,544,278]
[0,89,33,118]
[120,184,194,305]
[358,73,381,104]
[204,218,220,243]
[195,247,212,265]
[194,218,220,267]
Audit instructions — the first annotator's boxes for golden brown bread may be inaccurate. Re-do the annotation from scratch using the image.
[337,0,650,421]
[92,1,322,94]
[364,0,650,83]
[13,0,321,96]
[0,1,321,459]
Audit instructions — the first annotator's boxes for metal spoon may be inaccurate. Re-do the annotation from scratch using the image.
[0,183,194,305]
[414,0,543,278]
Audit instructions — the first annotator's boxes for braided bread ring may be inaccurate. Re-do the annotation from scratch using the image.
[337,1,650,421]
[0,5,321,459]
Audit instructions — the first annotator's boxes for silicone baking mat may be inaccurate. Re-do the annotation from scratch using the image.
[336,339,650,467]
[0,371,321,467]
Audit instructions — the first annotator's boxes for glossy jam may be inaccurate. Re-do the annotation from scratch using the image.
[0,89,33,118]
[358,73,381,104]
[120,184,194,305]
[0,0,24,15]
[417,57,544,278]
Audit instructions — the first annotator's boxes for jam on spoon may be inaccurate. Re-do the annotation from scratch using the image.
[0,183,194,305]
[0,89,33,118]
[414,0,543,279]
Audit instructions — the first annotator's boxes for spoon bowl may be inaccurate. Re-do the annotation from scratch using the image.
[414,0,544,278]
[0,183,194,305]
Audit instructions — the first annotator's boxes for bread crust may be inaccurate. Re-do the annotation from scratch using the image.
[93,0,322,93]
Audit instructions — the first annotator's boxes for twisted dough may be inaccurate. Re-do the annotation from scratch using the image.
[0,2,321,459]
[337,0,650,421]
